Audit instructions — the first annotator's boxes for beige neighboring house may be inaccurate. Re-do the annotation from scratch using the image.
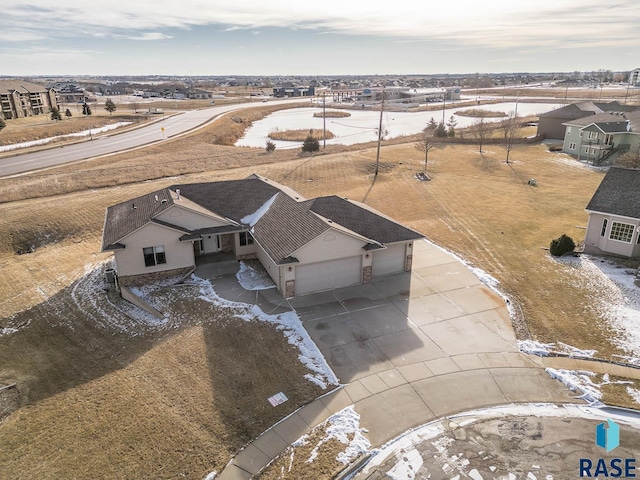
[101,175,424,297]
[584,167,640,257]
[0,80,58,120]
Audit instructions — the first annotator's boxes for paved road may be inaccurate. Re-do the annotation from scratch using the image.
[0,99,305,177]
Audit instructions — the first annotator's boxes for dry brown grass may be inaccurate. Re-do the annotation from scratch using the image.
[455,108,507,118]
[313,110,352,118]
[269,128,335,141]
[0,111,149,147]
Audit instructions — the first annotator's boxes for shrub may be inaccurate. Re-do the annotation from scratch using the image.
[550,234,576,257]
[301,133,320,153]
[265,139,276,153]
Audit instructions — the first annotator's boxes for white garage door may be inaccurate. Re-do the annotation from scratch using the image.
[296,256,362,295]
[372,243,406,276]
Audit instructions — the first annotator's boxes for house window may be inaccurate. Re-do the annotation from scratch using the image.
[143,246,166,266]
[239,231,254,246]
[588,131,598,141]
[601,218,608,237]
[569,142,576,150]
[609,222,635,243]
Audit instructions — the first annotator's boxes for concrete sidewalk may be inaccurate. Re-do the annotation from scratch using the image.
[217,241,580,479]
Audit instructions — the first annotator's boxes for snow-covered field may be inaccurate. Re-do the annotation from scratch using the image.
[0,122,133,153]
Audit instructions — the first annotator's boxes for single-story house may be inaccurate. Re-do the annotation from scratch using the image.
[101,175,424,297]
[561,111,640,165]
[584,167,640,257]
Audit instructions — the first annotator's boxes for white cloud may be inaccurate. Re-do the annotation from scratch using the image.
[1,0,639,51]
[121,32,173,41]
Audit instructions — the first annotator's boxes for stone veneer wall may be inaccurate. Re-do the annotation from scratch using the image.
[404,254,413,272]
[118,266,194,287]
[285,280,295,298]
[362,265,372,283]
[221,234,233,253]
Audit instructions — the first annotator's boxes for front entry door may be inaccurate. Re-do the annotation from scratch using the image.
[202,234,221,253]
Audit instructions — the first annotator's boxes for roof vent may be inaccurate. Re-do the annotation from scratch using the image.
[161,199,167,204]
[155,194,159,202]
[176,188,181,200]
[132,203,136,210]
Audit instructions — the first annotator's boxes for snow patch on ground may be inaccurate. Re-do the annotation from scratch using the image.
[235,261,276,290]
[555,254,640,361]
[194,274,338,389]
[360,403,640,480]
[545,368,631,405]
[304,406,371,465]
[626,387,640,404]
[0,122,133,152]
[518,340,597,358]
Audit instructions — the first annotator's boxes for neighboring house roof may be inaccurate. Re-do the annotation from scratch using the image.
[0,80,51,94]
[564,111,640,134]
[593,101,638,113]
[102,175,425,263]
[586,167,640,219]
[538,102,601,119]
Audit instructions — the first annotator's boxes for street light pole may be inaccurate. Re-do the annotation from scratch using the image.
[374,90,385,177]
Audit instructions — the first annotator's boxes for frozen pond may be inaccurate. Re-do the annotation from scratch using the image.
[236,102,560,149]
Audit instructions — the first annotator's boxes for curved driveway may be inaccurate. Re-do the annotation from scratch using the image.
[0,99,305,177]
[211,240,578,479]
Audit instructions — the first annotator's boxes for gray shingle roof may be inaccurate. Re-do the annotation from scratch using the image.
[102,176,425,262]
[0,80,51,94]
[564,112,631,133]
[252,194,329,263]
[102,188,174,250]
[586,167,640,219]
[171,177,282,223]
[309,196,424,244]
[539,102,601,119]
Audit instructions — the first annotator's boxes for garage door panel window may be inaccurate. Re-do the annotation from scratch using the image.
[143,246,166,267]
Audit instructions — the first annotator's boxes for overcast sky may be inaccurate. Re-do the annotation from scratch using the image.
[2,0,639,76]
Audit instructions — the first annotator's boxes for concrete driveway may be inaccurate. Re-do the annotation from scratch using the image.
[217,240,577,479]
[289,240,576,446]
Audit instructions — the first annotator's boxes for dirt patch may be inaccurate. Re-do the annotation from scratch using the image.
[454,108,507,118]
[313,110,352,118]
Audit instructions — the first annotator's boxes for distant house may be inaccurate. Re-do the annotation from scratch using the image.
[584,167,640,257]
[561,111,640,164]
[537,101,636,140]
[630,68,640,86]
[272,83,315,97]
[102,175,424,297]
[0,80,58,120]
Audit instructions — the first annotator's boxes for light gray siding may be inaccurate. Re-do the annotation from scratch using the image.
[114,223,194,276]
[256,242,280,288]
[584,212,640,257]
[372,243,407,276]
[293,229,366,264]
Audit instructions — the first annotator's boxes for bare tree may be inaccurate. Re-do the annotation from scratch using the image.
[469,117,490,153]
[414,125,438,173]
[501,113,521,163]
[616,145,640,169]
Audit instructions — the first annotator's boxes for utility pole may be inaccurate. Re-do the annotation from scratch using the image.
[375,90,385,177]
[323,92,326,150]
